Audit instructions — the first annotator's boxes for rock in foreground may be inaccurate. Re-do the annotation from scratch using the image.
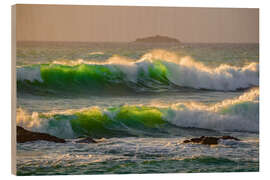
[183,136,240,145]
[17,126,66,143]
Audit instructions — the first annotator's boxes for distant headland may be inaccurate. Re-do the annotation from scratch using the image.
[134,35,181,44]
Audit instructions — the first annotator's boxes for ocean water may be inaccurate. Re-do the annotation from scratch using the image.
[16,42,259,175]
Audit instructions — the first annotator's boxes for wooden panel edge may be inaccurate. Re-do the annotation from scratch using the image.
[11,4,17,175]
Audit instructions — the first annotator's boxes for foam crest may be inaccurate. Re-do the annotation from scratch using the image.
[17,66,43,82]
[16,108,41,128]
[167,88,259,132]
[164,57,258,91]
[16,108,76,138]
[173,87,259,112]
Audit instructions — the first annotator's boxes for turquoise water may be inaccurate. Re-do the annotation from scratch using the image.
[16,42,259,175]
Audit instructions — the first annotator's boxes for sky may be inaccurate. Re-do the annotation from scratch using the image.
[15,4,259,43]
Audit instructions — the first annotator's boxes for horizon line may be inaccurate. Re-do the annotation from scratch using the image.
[16,40,259,44]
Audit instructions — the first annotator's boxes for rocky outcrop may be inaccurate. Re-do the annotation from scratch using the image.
[183,136,240,145]
[17,126,100,144]
[134,35,180,44]
[17,126,66,143]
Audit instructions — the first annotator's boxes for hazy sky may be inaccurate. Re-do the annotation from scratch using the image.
[15,4,259,43]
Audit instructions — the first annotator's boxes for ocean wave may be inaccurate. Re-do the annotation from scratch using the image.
[16,88,259,138]
[16,50,259,94]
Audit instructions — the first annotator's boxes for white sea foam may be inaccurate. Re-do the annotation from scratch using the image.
[16,66,43,82]
[167,88,259,132]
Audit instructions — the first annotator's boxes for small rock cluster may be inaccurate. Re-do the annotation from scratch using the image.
[183,136,240,145]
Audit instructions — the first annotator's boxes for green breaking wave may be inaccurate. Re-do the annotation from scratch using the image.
[17,58,259,94]
[20,98,259,139]
[41,106,168,138]
[17,61,173,95]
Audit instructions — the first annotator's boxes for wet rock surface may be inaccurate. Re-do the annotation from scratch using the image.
[183,136,240,145]
[17,126,66,143]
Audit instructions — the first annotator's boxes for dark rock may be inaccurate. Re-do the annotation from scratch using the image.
[17,126,66,143]
[75,137,97,143]
[183,140,191,143]
[190,136,205,143]
[200,137,219,145]
[220,136,240,141]
[183,136,240,145]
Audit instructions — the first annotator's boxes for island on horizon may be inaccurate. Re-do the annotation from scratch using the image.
[133,35,181,44]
